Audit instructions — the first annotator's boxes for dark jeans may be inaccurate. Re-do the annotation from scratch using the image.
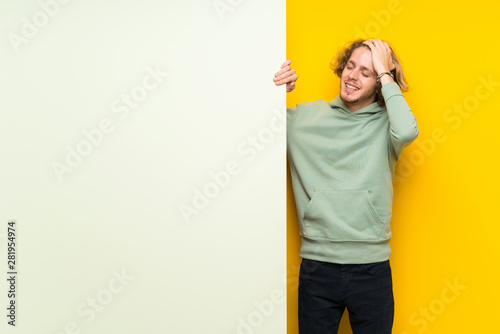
[298,258,394,334]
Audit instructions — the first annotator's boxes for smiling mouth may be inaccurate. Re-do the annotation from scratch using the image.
[345,82,360,91]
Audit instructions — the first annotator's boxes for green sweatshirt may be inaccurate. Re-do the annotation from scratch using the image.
[287,82,418,264]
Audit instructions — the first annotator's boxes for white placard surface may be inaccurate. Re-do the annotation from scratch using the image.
[0,1,286,333]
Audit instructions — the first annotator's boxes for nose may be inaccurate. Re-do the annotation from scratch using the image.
[347,69,359,81]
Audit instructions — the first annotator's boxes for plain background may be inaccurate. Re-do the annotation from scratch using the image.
[286,0,500,333]
[0,1,286,333]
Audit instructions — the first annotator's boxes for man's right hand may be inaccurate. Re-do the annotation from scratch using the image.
[273,60,298,92]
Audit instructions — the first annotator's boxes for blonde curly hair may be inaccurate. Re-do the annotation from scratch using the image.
[330,39,409,107]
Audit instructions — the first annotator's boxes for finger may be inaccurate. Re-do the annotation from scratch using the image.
[384,42,396,70]
[274,76,291,86]
[363,40,381,51]
[274,72,291,83]
[362,40,374,49]
[274,60,292,76]
[275,73,297,86]
[275,66,292,76]
[380,41,393,59]
[274,65,292,78]
[274,68,296,82]
[383,43,393,56]
[276,73,298,86]
[281,59,292,68]
[372,39,385,49]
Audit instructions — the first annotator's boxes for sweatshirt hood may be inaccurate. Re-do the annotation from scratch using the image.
[328,95,385,116]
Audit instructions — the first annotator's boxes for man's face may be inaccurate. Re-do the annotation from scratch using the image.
[340,46,378,112]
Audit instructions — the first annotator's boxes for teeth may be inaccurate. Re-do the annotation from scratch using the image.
[346,83,359,90]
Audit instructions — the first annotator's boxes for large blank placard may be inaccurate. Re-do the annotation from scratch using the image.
[0,1,286,333]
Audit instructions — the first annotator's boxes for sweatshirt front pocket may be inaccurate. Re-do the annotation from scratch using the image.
[302,189,385,241]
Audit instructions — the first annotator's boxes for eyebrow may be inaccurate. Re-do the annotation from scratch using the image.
[347,60,375,76]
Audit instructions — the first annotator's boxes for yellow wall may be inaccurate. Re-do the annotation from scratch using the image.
[286,1,500,333]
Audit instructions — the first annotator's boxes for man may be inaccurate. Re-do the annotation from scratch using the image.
[273,39,418,334]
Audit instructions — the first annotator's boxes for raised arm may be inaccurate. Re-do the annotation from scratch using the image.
[363,39,418,157]
[382,83,419,157]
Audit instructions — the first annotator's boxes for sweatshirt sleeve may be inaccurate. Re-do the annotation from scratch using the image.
[382,82,419,158]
